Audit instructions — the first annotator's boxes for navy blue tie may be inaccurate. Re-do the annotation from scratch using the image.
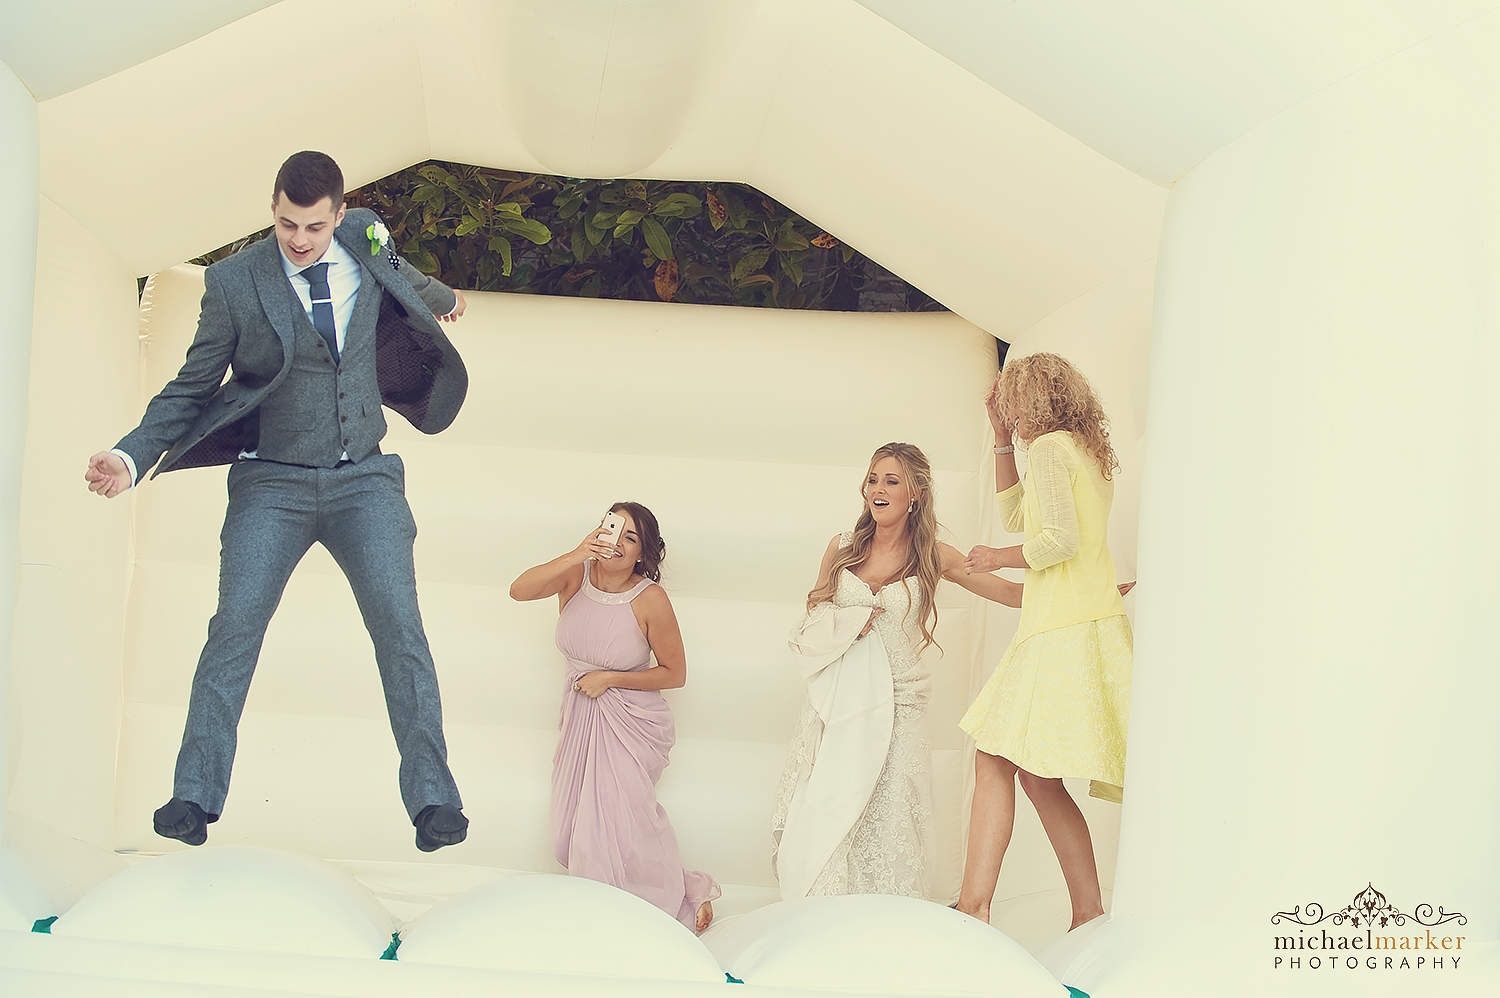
[298,262,339,362]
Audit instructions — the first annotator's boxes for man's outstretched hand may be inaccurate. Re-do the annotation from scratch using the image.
[437,288,467,323]
[85,451,131,499]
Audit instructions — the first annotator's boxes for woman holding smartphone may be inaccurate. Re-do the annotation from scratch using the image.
[955,352,1134,931]
[771,442,1029,900]
[509,502,719,932]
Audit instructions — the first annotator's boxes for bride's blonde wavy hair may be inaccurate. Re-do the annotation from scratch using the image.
[806,442,942,652]
[996,353,1119,480]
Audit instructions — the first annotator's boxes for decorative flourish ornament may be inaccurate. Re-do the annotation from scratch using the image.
[1272,883,1467,930]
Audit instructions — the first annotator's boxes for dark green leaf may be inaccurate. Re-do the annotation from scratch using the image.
[731,248,772,283]
[584,215,607,246]
[488,236,514,275]
[736,273,774,287]
[640,216,673,261]
[721,187,748,229]
[500,177,536,199]
[651,192,702,219]
[775,225,809,252]
[571,220,592,263]
[617,209,645,226]
[498,217,552,245]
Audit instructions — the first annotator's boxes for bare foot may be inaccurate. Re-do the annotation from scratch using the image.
[1069,909,1105,931]
[951,901,990,923]
[695,900,714,933]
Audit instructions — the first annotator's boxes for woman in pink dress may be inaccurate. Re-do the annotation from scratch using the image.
[509,501,719,933]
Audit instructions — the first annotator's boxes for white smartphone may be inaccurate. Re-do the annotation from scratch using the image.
[597,512,627,551]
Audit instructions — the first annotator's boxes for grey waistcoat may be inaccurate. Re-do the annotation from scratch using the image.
[254,268,387,467]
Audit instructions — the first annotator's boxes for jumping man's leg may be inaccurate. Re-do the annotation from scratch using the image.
[168,461,317,833]
[318,455,463,842]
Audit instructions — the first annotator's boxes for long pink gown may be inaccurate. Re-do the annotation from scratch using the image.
[551,560,720,931]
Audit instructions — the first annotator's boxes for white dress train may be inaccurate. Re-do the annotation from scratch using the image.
[772,537,934,899]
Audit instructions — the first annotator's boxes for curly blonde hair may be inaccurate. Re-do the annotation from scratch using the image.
[806,442,942,652]
[996,353,1118,480]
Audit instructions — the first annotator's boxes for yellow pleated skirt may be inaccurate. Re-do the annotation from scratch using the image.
[960,614,1133,791]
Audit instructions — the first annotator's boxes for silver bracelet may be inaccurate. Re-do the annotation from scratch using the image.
[993,444,1014,455]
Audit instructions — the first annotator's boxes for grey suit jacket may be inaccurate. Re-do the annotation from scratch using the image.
[116,208,467,478]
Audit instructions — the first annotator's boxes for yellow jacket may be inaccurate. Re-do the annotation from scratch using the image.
[999,430,1124,643]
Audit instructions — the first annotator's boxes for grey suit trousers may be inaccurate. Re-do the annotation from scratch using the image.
[172,453,461,821]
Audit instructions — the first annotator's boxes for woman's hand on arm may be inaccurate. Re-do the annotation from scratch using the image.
[941,543,1024,607]
[963,543,1029,573]
[508,528,619,602]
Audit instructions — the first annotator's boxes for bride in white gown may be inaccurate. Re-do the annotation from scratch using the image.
[771,442,1021,899]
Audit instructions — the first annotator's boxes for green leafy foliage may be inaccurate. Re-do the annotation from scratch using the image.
[191,161,944,311]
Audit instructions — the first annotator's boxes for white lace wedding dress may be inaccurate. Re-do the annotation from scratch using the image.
[771,533,935,897]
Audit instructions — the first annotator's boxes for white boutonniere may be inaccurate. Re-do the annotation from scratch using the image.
[365,221,390,256]
[365,220,401,270]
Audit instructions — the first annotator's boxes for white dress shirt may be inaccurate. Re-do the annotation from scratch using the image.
[280,234,363,353]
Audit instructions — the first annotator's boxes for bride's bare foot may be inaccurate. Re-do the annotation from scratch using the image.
[1069,909,1105,931]
[951,900,990,923]
[695,900,714,933]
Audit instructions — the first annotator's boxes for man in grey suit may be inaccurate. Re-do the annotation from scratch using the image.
[85,151,471,852]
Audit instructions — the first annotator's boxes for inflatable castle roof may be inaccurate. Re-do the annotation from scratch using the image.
[3,0,1461,333]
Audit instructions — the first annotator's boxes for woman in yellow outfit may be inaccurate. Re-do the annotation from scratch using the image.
[955,352,1133,931]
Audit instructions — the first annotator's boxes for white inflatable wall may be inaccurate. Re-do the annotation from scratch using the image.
[6,196,140,900]
[1060,9,1500,996]
[0,57,38,850]
[109,269,1002,889]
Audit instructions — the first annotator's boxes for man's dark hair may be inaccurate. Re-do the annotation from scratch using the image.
[273,151,344,208]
